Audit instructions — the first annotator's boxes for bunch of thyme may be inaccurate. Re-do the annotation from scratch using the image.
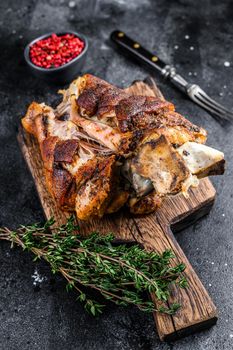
[0,216,187,316]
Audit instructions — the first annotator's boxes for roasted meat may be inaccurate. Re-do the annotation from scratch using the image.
[22,74,225,220]
[131,135,191,196]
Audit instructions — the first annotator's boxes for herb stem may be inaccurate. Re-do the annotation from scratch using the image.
[0,217,187,316]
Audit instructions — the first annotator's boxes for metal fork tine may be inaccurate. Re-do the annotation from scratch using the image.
[195,93,233,118]
[192,94,231,121]
[198,89,233,117]
[196,93,233,120]
[187,84,233,122]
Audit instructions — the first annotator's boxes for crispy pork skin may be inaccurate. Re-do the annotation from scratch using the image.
[115,95,174,132]
[51,165,76,210]
[77,74,128,120]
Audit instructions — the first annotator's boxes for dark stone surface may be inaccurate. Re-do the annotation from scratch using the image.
[0,0,232,349]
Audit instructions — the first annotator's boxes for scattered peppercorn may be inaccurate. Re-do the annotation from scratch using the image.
[29,33,85,69]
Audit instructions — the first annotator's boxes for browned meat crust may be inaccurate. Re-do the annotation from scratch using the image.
[115,95,174,132]
[40,136,58,170]
[22,102,44,136]
[51,165,76,209]
[77,74,128,119]
[54,140,79,163]
[75,155,116,220]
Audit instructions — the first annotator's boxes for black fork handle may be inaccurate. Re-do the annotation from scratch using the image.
[110,30,189,93]
[110,30,167,73]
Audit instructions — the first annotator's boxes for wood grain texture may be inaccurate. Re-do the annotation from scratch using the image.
[17,78,217,341]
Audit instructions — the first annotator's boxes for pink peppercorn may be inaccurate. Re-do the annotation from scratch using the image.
[29,33,85,69]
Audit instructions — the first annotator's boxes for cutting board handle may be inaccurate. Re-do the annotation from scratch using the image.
[129,214,217,341]
[17,77,218,342]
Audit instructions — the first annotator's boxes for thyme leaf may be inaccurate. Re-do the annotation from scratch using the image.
[0,216,188,316]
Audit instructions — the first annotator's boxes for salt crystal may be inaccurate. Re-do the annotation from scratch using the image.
[209,283,212,287]
[222,213,225,217]
[223,85,227,89]
[31,269,46,286]
[225,263,228,266]
[190,46,194,51]
[68,1,76,8]
[193,72,197,76]
[185,35,190,40]
[19,35,23,39]
[174,45,179,50]
[211,262,214,265]
[101,43,109,50]
[12,30,16,34]
[219,92,223,97]
[230,334,233,338]
[224,61,230,67]
[188,72,192,76]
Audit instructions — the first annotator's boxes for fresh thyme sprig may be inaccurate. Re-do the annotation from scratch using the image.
[0,216,187,316]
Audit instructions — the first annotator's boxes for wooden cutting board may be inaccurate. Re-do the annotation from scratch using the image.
[17,77,217,342]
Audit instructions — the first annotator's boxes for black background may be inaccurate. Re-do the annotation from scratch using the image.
[0,0,232,349]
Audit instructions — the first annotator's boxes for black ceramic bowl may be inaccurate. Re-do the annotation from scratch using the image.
[24,31,88,84]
